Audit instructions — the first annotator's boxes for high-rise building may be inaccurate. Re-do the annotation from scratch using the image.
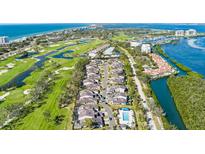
[175,30,185,36]
[185,29,197,36]
[0,36,9,45]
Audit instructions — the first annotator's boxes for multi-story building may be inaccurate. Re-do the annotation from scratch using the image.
[141,44,151,53]
[0,36,9,45]
[130,41,141,47]
[185,29,197,36]
[175,30,184,36]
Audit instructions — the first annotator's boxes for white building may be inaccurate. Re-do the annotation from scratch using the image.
[0,36,9,45]
[103,47,115,55]
[175,30,184,37]
[141,44,151,53]
[130,41,141,47]
[185,29,197,36]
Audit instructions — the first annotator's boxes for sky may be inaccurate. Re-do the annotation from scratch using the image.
[0,0,204,23]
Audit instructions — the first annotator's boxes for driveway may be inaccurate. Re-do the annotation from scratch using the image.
[100,61,117,129]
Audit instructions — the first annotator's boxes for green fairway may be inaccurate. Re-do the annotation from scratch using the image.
[0,58,37,86]
[16,70,73,130]
[0,38,105,130]
[112,32,133,41]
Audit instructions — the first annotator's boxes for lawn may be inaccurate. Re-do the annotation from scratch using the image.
[112,32,133,42]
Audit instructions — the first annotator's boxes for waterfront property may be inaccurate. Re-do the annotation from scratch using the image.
[175,30,184,37]
[0,36,9,45]
[144,53,176,78]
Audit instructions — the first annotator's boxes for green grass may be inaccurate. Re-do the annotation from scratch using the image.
[16,70,73,130]
[112,32,133,42]
[0,39,104,130]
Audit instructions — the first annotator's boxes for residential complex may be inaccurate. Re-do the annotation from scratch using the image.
[175,29,197,37]
[143,53,176,78]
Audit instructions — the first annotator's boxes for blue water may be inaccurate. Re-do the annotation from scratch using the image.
[52,50,74,59]
[150,52,186,129]
[0,23,88,40]
[122,112,129,121]
[1,23,205,41]
[162,37,205,77]
[151,36,205,129]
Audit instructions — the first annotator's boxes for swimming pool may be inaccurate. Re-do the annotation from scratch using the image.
[122,112,129,121]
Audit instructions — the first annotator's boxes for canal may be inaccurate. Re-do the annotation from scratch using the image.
[150,37,205,130]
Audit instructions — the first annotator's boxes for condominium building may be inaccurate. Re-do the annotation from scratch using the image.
[175,30,184,36]
[0,36,9,45]
[185,29,197,36]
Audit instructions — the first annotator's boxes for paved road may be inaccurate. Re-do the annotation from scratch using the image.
[100,61,117,129]
[100,102,116,129]
[119,46,162,130]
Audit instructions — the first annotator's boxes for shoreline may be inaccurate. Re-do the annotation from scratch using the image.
[3,25,87,42]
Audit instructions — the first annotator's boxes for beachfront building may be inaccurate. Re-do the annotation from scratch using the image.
[118,108,135,129]
[141,44,151,53]
[175,30,184,37]
[185,29,197,37]
[130,41,141,47]
[0,36,9,45]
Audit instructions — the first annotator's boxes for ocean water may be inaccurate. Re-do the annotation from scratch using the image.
[0,23,88,40]
[162,37,205,76]
[1,23,205,41]
[103,23,205,32]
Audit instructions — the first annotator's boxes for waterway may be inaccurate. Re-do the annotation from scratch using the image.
[150,37,205,130]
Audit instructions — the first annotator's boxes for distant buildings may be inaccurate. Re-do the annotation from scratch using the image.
[185,29,197,36]
[141,44,151,53]
[130,41,141,47]
[175,29,197,37]
[0,36,9,45]
[175,30,184,37]
[88,44,110,58]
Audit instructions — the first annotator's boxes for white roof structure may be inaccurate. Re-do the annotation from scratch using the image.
[104,47,115,55]
[141,44,151,53]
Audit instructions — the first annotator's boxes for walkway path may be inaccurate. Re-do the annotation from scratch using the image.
[119,46,163,130]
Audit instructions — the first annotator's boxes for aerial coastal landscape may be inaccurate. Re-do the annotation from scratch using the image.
[1,23,205,130]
